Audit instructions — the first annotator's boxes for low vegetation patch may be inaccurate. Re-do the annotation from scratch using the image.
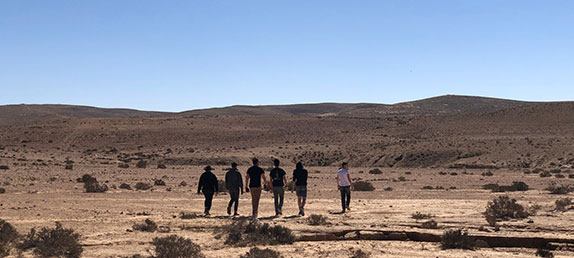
[33,222,83,258]
[482,181,529,192]
[536,248,554,257]
[118,163,129,168]
[545,183,574,195]
[136,160,147,168]
[133,219,158,232]
[240,247,282,258]
[555,198,572,211]
[540,171,552,178]
[440,229,474,250]
[411,212,433,220]
[350,249,371,258]
[352,181,375,191]
[368,168,382,175]
[0,219,19,257]
[180,212,200,220]
[484,196,529,226]
[154,179,166,186]
[223,220,295,246]
[0,188,5,194]
[135,182,152,191]
[119,183,131,190]
[157,164,167,169]
[82,175,108,193]
[421,220,438,229]
[153,235,205,258]
[0,166,8,170]
[307,214,329,226]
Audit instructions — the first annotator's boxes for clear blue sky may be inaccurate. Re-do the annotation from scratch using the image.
[1,1,573,111]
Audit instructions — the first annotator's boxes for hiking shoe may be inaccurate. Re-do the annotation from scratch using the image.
[347,207,351,211]
[227,207,231,216]
[233,212,239,217]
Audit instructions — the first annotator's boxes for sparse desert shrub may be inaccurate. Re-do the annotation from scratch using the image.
[411,212,433,220]
[153,235,205,258]
[240,247,282,258]
[307,214,328,226]
[154,179,166,186]
[439,171,447,175]
[180,212,199,220]
[481,171,493,177]
[64,164,73,170]
[524,170,531,174]
[368,168,382,175]
[554,174,565,178]
[350,249,371,258]
[484,196,529,226]
[352,181,375,191]
[398,176,406,181]
[0,219,19,257]
[133,219,157,232]
[450,172,458,176]
[532,168,543,174]
[224,220,295,246]
[421,220,438,229]
[569,174,574,179]
[77,174,95,183]
[0,188,5,194]
[136,160,147,169]
[555,198,572,211]
[545,183,574,195]
[0,166,8,170]
[540,171,552,178]
[83,176,108,193]
[440,229,474,250]
[119,183,131,190]
[135,182,152,191]
[34,222,83,258]
[483,182,529,192]
[422,186,434,190]
[157,164,167,169]
[536,248,554,257]
[384,187,393,191]
[118,163,129,169]
[550,169,562,174]
[218,180,227,192]
[179,181,188,187]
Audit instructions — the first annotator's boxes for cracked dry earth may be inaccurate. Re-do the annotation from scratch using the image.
[2,165,574,257]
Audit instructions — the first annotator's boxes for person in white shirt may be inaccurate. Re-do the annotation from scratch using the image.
[336,162,354,213]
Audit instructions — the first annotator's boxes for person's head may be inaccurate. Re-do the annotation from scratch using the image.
[273,159,280,167]
[204,165,213,172]
[252,158,259,166]
[296,162,303,170]
[342,162,349,169]
[231,162,238,168]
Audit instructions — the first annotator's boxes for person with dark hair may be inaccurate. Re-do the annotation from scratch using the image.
[225,162,243,216]
[245,158,267,220]
[270,159,287,216]
[291,162,308,216]
[337,162,354,213]
[197,166,219,216]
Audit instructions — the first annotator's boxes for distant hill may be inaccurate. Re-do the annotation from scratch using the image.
[181,103,385,116]
[0,104,171,126]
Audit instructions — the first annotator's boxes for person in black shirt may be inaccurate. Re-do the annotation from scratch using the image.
[291,162,308,216]
[245,158,267,220]
[269,159,287,216]
[225,162,243,216]
[197,166,219,216]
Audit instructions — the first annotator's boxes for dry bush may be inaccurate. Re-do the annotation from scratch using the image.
[483,182,529,192]
[82,175,108,193]
[350,249,371,258]
[421,220,438,229]
[179,181,188,187]
[422,186,434,190]
[411,212,433,220]
[555,198,572,211]
[545,183,574,195]
[224,220,295,246]
[352,181,375,191]
[136,160,147,168]
[240,247,282,258]
[135,182,152,191]
[536,248,554,257]
[119,183,131,190]
[440,229,474,250]
[118,163,129,168]
[0,166,8,170]
[368,169,382,175]
[157,164,167,169]
[540,171,552,178]
[154,179,166,186]
[384,187,393,191]
[307,214,328,226]
[484,196,529,226]
[0,219,19,257]
[33,222,83,258]
[132,219,157,232]
[180,212,199,220]
[481,171,493,177]
[0,188,5,194]
[153,235,205,258]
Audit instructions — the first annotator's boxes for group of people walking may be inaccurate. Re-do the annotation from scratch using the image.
[197,158,354,220]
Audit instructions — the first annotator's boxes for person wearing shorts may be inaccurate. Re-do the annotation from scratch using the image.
[291,162,308,216]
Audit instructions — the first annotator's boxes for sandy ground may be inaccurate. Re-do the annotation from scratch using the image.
[2,165,574,257]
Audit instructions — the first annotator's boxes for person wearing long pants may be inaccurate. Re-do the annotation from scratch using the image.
[245,158,267,220]
[336,162,354,213]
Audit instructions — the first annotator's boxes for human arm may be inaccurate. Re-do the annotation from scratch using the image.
[262,173,268,190]
[245,173,250,192]
[347,173,354,191]
[197,174,203,194]
[336,174,341,190]
[239,173,244,194]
